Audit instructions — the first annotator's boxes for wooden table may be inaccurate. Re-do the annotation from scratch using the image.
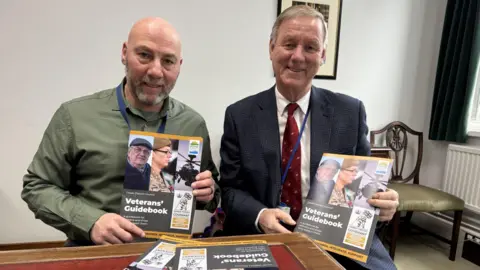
[0,233,344,269]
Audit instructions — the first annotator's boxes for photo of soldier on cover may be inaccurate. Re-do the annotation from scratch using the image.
[124,135,202,194]
[120,131,203,236]
[294,153,394,263]
[150,137,176,193]
[327,159,366,209]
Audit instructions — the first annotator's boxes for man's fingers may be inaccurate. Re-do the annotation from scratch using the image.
[378,213,394,222]
[196,194,213,202]
[368,199,398,210]
[195,170,212,181]
[92,236,106,245]
[191,178,213,189]
[275,209,296,226]
[104,233,123,245]
[258,209,296,234]
[379,209,396,217]
[373,189,398,201]
[113,226,134,243]
[117,217,145,237]
[193,187,213,197]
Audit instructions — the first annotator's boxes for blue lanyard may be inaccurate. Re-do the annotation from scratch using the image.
[281,105,310,185]
[116,83,167,133]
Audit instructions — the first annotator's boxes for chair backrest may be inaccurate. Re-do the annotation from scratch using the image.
[369,121,423,184]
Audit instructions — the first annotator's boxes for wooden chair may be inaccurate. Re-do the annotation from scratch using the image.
[370,121,464,261]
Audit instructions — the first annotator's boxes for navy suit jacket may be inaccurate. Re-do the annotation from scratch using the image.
[219,85,370,235]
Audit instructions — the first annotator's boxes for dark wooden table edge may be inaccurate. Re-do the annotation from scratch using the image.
[0,232,343,269]
[310,239,346,270]
[0,253,138,266]
[0,242,148,265]
[290,233,346,270]
[193,232,343,269]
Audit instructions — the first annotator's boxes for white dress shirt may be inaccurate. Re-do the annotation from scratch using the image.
[275,87,311,201]
[255,87,312,231]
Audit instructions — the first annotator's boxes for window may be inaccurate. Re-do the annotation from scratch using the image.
[467,60,480,136]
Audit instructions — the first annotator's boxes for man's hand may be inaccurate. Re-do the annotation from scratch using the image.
[258,209,296,234]
[368,189,399,222]
[90,213,145,245]
[191,170,215,202]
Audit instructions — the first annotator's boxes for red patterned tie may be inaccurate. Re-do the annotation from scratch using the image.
[281,103,302,221]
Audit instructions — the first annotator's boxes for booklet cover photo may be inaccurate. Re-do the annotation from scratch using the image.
[120,130,203,239]
[294,153,394,263]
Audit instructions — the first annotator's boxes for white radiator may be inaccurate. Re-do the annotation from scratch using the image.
[442,144,480,214]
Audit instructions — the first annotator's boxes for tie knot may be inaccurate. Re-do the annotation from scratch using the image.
[286,103,299,116]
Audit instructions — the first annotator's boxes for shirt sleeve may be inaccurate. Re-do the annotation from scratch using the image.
[255,208,267,232]
[21,104,106,241]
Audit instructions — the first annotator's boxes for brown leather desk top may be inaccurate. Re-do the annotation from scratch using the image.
[0,232,344,270]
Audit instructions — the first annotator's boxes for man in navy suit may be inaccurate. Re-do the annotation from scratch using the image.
[219,5,399,270]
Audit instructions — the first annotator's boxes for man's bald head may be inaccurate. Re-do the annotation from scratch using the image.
[126,17,182,55]
[121,17,183,111]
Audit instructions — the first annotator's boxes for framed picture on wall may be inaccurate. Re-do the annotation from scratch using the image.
[277,0,343,80]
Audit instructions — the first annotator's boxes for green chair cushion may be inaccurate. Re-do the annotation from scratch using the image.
[387,182,465,212]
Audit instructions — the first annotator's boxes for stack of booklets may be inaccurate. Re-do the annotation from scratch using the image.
[119,131,203,239]
[294,153,394,263]
[125,236,197,270]
[125,236,279,270]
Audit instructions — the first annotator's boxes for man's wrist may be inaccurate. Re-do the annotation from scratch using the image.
[255,208,268,233]
[73,205,106,242]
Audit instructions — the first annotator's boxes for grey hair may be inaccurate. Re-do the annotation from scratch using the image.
[270,5,328,49]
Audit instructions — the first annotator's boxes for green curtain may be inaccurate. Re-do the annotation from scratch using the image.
[428,0,479,143]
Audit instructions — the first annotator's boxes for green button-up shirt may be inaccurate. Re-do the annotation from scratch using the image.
[21,79,220,242]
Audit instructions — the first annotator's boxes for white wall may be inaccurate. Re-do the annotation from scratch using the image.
[0,0,452,244]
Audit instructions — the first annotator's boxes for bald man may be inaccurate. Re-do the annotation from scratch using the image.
[21,17,220,246]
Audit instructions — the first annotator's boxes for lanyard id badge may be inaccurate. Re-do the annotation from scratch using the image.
[278,202,291,215]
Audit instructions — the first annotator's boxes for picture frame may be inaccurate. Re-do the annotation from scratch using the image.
[277,0,343,80]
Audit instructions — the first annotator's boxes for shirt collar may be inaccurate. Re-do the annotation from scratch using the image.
[275,86,311,116]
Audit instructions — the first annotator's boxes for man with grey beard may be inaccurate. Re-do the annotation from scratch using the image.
[21,17,219,246]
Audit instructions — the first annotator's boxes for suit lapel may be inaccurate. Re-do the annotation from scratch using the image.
[309,87,334,181]
[255,87,281,205]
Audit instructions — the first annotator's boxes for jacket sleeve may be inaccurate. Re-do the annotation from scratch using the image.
[219,107,267,234]
[194,121,220,213]
[21,105,106,241]
[356,100,371,156]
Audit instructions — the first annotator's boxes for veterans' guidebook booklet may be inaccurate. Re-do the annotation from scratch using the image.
[294,153,394,263]
[172,240,279,270]
[124,235,199,270]
[120,130,203,239]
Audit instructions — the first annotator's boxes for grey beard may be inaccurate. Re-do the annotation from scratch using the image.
[125,59,170,106]
[135,87,167,106]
